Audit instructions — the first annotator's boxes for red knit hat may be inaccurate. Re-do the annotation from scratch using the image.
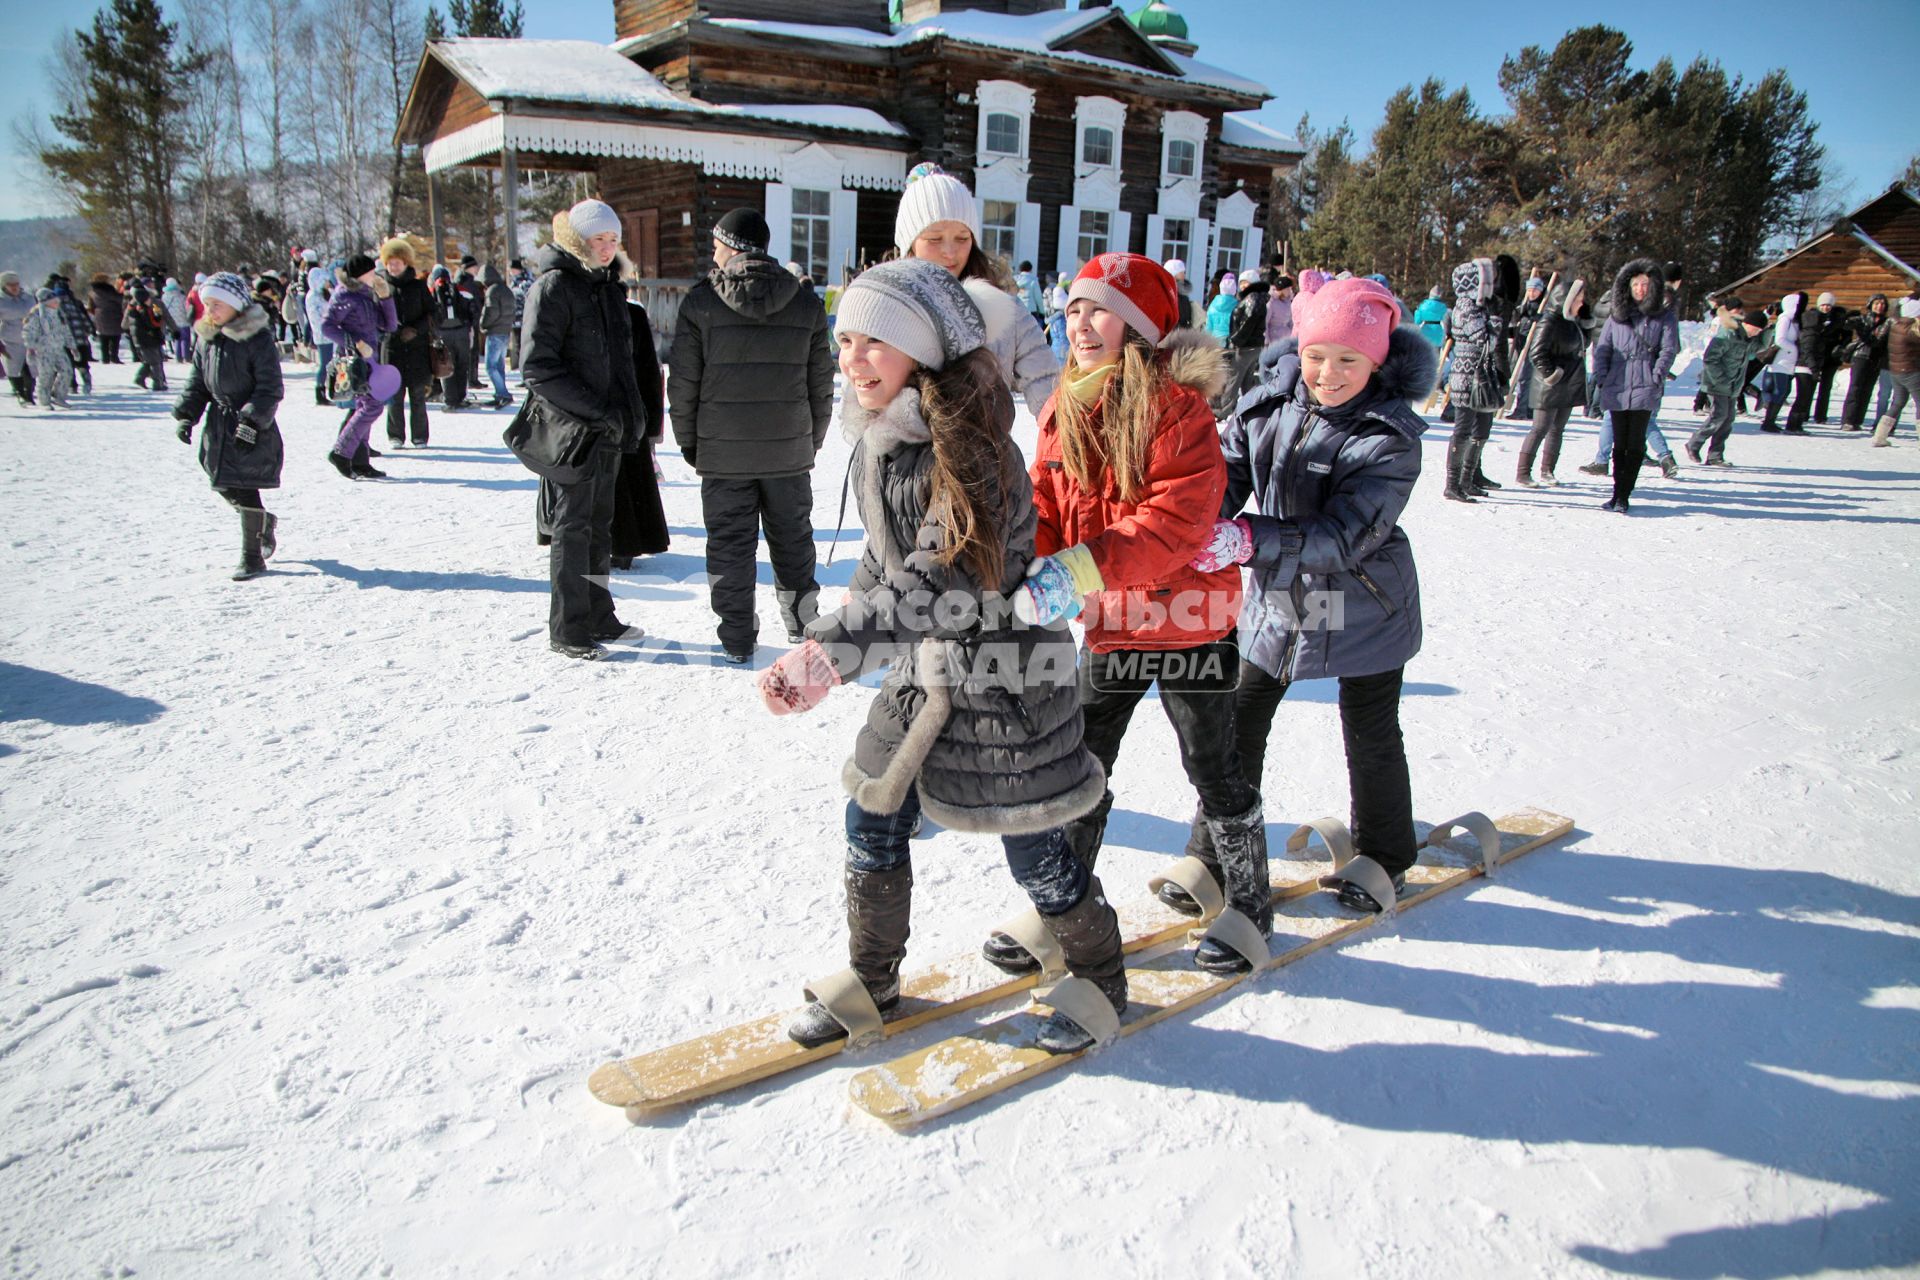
[1293,275,1402,365]
[1069,253,1181,347]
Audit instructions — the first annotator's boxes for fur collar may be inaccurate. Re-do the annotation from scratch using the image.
[839,385,931,456]
[550,210,636,280]
[1250,327,1437,437]
[194,302,269,344]
[1159,326,1230,398]
[1610,257,1667,321]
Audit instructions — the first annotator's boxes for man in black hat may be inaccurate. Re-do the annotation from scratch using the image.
[667,207,834,663]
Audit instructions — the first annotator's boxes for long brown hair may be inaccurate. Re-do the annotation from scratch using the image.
[914,348,1016,590]
[1053,330,1168,504]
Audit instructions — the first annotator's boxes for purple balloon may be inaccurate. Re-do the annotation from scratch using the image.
[366,360,402,402]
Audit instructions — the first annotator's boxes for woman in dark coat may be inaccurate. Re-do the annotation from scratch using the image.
[1841,295,1890,430]
[88,274,125,363]
[1515,276,1592,486]
[171,272,285,581]
[520,200,648,659]
[1589,258,1679,514]
[378,236,433,447]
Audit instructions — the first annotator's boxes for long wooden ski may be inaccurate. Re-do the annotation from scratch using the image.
[846,807,1574,1130]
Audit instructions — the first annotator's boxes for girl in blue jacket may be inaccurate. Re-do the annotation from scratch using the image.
[1186,276,1436,915]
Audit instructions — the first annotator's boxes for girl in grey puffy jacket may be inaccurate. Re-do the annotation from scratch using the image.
[756,258,1119,1057]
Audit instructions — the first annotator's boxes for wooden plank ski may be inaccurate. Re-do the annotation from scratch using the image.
[846,807,1573,1131]
[588,843,1349,1121]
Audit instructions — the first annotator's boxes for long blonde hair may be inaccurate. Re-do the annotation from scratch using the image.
[1054,330,1168,504]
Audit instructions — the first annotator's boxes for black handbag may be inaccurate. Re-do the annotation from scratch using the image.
[503,393,604,484]
[325,352,367,405]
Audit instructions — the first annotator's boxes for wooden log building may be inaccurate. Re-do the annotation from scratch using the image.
[394,0,1303,305]
[1715,186,1920,311]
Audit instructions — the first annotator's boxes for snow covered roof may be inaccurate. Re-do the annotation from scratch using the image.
[422,38,908,139]
[1219,115,1304,155]
[676,12,1271,100]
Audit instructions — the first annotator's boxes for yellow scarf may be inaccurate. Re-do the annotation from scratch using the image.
[1064,359,1116,406]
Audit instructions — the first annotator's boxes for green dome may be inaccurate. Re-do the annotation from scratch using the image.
[1128,2,1190,41]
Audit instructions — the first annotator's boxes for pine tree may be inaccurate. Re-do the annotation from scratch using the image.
[40,0,208,271]
[449,0,524,37]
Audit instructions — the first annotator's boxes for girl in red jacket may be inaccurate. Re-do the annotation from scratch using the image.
[985,252,1272,976]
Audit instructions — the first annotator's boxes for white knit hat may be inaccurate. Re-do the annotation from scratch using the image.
[568,199,621,241]
[835,259,986,372]
[200,271,253,315]
[893,164,980,255]
[1901,298,1920,320]
[1162,258,1187,277]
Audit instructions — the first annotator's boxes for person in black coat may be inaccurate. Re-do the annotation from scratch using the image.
[88,274,125,363]
[378,236,433,447]
[667,207,834,662]
[171,273,285,581]
[1515,277,1592,485]
[521,200,648,660]
[427,265,476,410]
[1841,294,1892,429]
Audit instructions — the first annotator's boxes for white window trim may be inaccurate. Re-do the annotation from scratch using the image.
[1073,95,1128,211]
[975,79,1035,204]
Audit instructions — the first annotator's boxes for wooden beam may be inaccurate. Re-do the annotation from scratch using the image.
[502,136,521,264]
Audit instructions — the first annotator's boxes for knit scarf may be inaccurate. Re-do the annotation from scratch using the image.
[1064,358,1116,406]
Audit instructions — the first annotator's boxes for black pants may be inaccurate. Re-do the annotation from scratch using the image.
[1234,662,1416,876]
[1448,405,1495,451]
[1611,408,1650,503]
[386,378,430,445]
[1813,363,1839,422]
[1841,359,1881,427]
[217,486,263,510]
[439,330,472,408]
[701,474,819,652]
[97,334,121,363]
[1076,640,1258,827]
[133,344,167,390]
[1784,370,1816,429]
[548,441,621,646]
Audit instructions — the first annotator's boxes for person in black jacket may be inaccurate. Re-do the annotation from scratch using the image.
[1841,295,1891,429]
[126,285,171,392]
[428,265,475,410]
[667,207,834,663]
[1810,292,1850,424]
[521,200,648,660]
[1515,277,1591,486]
[378,236,433,448]
[171,273,285,581]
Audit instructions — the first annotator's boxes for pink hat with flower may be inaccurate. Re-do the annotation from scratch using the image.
[1292,275,1402,365]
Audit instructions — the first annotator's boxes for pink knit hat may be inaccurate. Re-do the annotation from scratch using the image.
[1292,275,1401,365]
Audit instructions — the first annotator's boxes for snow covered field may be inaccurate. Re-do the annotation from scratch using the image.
[2,354,1916,1278]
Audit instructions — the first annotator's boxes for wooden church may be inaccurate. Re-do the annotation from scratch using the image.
[395,0,1303,300]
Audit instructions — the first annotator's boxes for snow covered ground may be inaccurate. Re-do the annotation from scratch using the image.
[2,354,1917,1278]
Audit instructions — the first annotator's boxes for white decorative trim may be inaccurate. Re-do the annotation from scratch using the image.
[1214,188,1258,228]
[974,79,1033,205]
[423,115,909,191]
[1073,95,1128,212]
[1157,109,1206,220]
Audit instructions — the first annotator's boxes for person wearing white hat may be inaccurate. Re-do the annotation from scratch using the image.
[1870,297,1920,446]
[893,162,1058,406]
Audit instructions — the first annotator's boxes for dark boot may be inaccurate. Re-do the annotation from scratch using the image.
[787,864,913,1047]
[1191,802,1274,974]
[982,810,1107,972]
[1443,437,1476,503]
[1465,441,1497,494]
[326,450,354,479]
[258,510,278,560]
[351,441,386,479]
[1157,806,1223,916]
[1515,439,1540,487]
[1471,442,1502,491]
[233,508,269,581]
[1032,877,1128,1054]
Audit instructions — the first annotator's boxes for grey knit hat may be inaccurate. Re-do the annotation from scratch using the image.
[835,259,986,371]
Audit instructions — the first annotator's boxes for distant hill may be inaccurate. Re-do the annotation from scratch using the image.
[0,217,84,284]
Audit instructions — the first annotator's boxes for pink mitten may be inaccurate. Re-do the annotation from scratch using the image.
[757,639,842,716]
[1190,518,1254,572]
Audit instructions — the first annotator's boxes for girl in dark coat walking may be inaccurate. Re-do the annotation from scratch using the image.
[377,236,433,447]
[172,273,285,581]
[1841,295,1890,430]
[320,254,400,479]
[1515,277,1592,486]
[127,286,171,392]
[1442,254,1521,502]
[1192,276,1435,915]
[759,258,1113,1055]
[1590,259,1680,513]
[88,274,124,363]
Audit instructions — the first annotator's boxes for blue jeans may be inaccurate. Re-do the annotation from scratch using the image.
[485,333,509,400]
[314,342,333,397]
[845,786,1087,915]
[1595,411,1671,464]
[1877,369,1896,419]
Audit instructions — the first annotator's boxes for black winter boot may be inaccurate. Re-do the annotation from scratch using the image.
[1032,876,1128,1054]
[1191,802,1274,973]
[787,864,913,1047]
[233,508,269,581]
[982,810,1108,973]
[351,441,387,479]
[1464,441,1496,495]
[1442,437,1476,503]
[1157,806,1223,916]
[258,510,278,560]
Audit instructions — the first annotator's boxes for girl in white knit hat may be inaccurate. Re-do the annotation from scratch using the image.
[892,163,1059,407]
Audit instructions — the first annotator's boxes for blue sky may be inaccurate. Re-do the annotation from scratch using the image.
[2,0,1913,222]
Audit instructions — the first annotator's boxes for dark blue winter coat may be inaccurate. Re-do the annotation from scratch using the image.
[1590,258,1679,414]
[1219,326,1437,682]
[174,304,284,490]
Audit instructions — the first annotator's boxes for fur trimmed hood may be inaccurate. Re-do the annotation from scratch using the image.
[839,384,932,456]
[193,302,270,344]
[1159,325,1230,398]
[548,210,636,281]
[1252,326,1437,436]
[1610,258,1667,321]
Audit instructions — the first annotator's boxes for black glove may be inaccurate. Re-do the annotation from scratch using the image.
[235,420,258,448]
[175,419,192,444]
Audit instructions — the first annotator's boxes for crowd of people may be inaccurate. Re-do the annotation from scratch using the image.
[5,161,1918,1055]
